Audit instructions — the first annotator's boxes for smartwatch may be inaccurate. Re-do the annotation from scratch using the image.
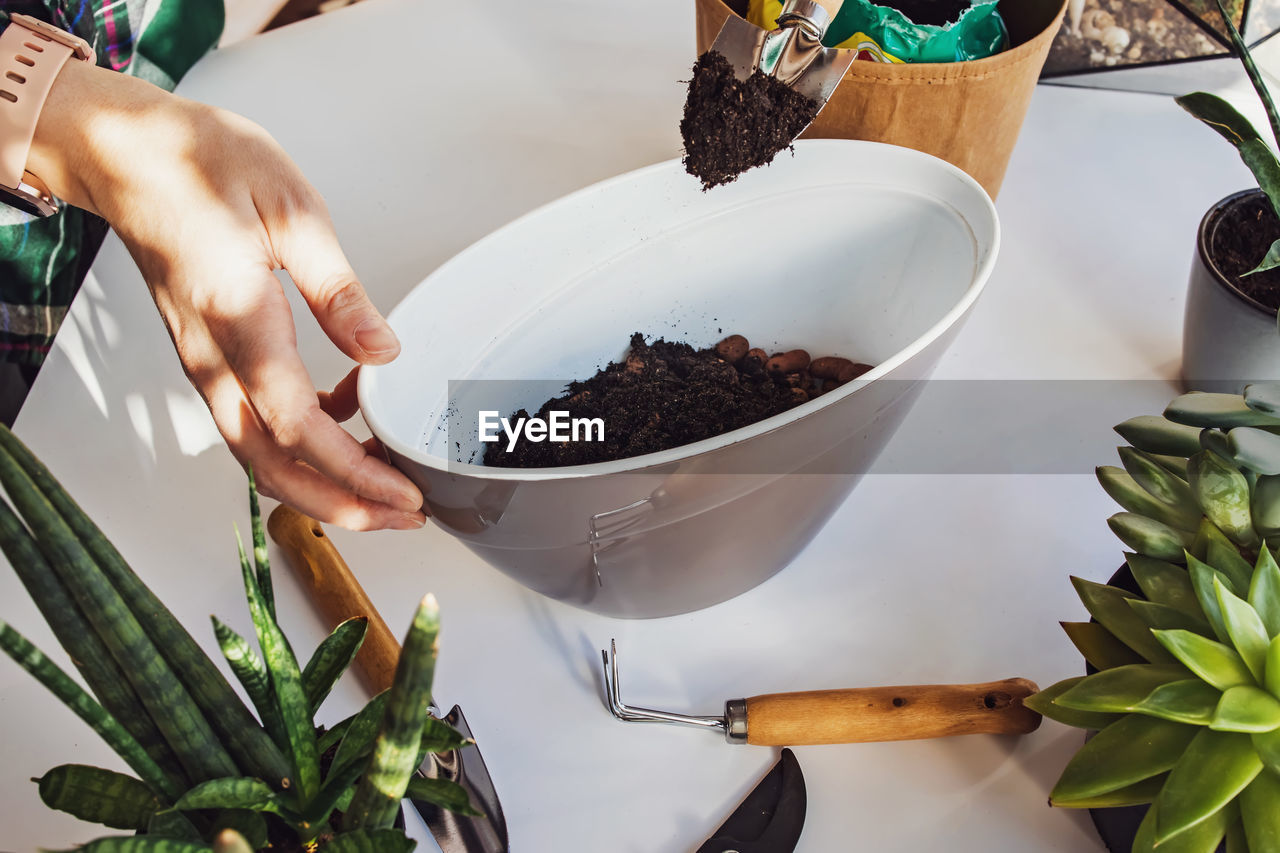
[0,14,94,217]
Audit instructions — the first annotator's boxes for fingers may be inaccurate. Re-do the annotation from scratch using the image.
[318,366,361,423]
[273,200,401,367]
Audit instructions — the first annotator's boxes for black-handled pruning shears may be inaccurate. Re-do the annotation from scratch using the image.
[697,748,807,853]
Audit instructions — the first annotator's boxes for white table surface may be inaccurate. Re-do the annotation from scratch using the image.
[0,0,1270,849]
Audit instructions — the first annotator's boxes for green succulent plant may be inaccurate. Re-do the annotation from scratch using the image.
[1029,387,1280,852]
[0,424,476,851]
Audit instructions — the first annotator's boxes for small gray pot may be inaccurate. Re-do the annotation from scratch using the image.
[1182,188,1280,393]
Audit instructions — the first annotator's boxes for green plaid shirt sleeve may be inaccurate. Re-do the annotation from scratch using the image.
[0,0,223,366]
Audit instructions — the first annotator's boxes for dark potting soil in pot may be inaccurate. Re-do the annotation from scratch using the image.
[680,51,821,190]
[482,332,871,468]
[1210,193,1280,311]
[877,0,971,26]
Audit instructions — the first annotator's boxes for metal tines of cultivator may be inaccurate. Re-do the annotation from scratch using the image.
[0,424,476,852]
[1028,384,1280,852]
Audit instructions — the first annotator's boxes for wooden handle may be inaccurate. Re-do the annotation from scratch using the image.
[267,504,400,695]
[744,679,1042,746]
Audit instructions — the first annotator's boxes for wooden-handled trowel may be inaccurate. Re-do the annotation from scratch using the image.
[268,505,509,853]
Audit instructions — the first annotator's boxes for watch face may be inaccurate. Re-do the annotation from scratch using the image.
[0,185,56,217]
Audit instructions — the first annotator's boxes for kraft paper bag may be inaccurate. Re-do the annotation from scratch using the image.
[694,0,1067,197]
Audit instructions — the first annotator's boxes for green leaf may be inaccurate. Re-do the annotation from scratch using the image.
[1128,553,1202,618]
[146,809,202,840]
[1246,382,1280,415]
[405,776,481,817]
[1117,416,1207,457]
[302,616,368,716]
[171,777,291,818]
[1229,426,1280,473]
[1055,664,1191,713]
[1252,475,1280,539]
[1098,466,1201,531]
[1227,815,1249,853]
[1250,548,1280,638]
[346,596,440,831]
[1119,447,1199,510]
[318,715,356,756]
[1189,451,1258,548]
[1155,729,1263,843]
[1212,685,1280,732]
[1240,766,1280,852]
[1108,513,1195,562]
[1048,773,1166,808]
[1268,636,1280,698]
[211,617,286,755]
[1132,798,1228,853]
[246,468,274,622]
[331,691,390,782]
[36,765,159,831]
[1135,680,1222,726]
[1253,728,1280,776]
[236,531,319,801]
[1071,577,1176,664]
[1129,599,1214,636]
[1061,622,1144,671]
[1153,453,1192,479]
[1175,91,1264,147]
[1199,521,1256,593]
[1167,393,1280,429]
[1201,428,1236,462]
[1241,138,1280,233]
[323,829,416,853]
[52,840,214,852]
[417,717,471,755]
[1190,554,1237,644]
[1216,577,1271,681]
[1051,715,1197,801]
[1022,678,1121,730]
[1155,629,1256,690]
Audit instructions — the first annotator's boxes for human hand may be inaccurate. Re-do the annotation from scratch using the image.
[27,60,426,531]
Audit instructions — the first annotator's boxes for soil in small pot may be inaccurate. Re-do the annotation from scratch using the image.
[680,51,821,190]
[1208,192,1280,311]
[482,332,871,468]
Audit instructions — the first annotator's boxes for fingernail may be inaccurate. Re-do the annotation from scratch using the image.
[354,318,400,356]
[391,512,426,530]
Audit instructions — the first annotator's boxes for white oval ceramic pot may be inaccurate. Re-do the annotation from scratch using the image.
[359,140,1000,618]
[1183,188,1280,393]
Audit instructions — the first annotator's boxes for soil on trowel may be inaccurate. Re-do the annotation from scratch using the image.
[680,51,821,191]
[878,0,971,26]
[483,332,871,468]
[1209,193,1280,311]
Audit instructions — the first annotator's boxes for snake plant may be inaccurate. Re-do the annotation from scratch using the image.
[0,424,477,851]
[1029,386,1280,852]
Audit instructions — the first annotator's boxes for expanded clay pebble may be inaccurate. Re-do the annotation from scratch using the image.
[483,333,873,469]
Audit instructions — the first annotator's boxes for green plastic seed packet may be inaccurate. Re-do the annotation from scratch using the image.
[749,0,1009,63]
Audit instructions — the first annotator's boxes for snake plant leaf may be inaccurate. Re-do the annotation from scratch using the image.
[1134,680,1222,726]
[405,777,481,817]
[1051,715,1197,802]
[0,621,179,800]
[301,616,368,716]
[1098,467,1201,531]
[1109,513,1196,563]
[1239,765,1280,851]
[1253,728,1280,777]
[1133,797,1229,853]
[1129,599,1215,636]
[1119,448,1199,512]
[1155,630,1256,691]
[345,595,441,831]
[1216,578,1271,681]
[171,777,291,818]
[146,809,202,840]
[318,715,356,756]
[1055,664,1192,713]
[1155,729,1263,844]
[36,765,160,831]
[1061,622,1145,671]
[1211,685,1280,733]
[1250,548,1280,638]
[1228,427,1280,474]
[1268,636,1280,698]
[211,812,268,851]
[1240,141,1280,272]
[236,531,319,802]
[0,428,289,787]
[1023,677,1122,730]
[211,830,254,853]
[1188,451,1258,548]
[1175,92,1265,147]
[323,829,417,853]
[245,469,274,622]
[1167,393,1280,429]
[1128,553,1202,618]
[211,617,286,754]
[49,841,214,853]
[1072,577,1177,664]
[417,717,471,755]
[1116,416,1206,458]
[1189,555,1237,644]
[1253,475,1280,539]
[1048,773,1167,809]
[332,691,390,782]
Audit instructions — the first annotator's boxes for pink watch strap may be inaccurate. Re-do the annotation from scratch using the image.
[0,15,94,193]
